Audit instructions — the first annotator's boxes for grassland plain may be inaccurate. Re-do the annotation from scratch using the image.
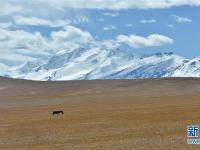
[0,77,200,150]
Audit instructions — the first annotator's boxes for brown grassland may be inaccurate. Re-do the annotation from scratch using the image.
[0,77,200,149]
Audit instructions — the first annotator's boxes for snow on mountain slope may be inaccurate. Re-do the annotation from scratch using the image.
[104,53,187,79]
[1,47,199,81]
[173,57,200,77]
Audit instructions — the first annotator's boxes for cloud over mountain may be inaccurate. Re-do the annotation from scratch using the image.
[51,26,94,51]
[0,25,94,65]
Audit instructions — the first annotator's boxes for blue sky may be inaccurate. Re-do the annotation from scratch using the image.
[81,7,199,58]
[0,0,200,66]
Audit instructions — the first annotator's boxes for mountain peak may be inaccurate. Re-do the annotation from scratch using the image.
[1,49,200,81]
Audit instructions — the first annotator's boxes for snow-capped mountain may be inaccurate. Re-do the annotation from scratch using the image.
[2,47,200,81]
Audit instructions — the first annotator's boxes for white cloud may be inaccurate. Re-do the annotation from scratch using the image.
[51,26,94,51]
[103,25,116,31]
[167,24,174,28]
[0,25,94,65]
[0,22,13,29]
[0,25,94,54]
[72,16,89,24]
[14,16,70,27]
[140,19,156,24]
[102,12,120,17]
[0,0,200,17]
[116,34,174,48]
[0,2,23,16]
[46,0,200,9]
[172,15,192,23]
[0,28,49,65]
[0,28,48,52]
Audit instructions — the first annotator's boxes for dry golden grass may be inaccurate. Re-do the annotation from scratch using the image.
[0,77,200,149]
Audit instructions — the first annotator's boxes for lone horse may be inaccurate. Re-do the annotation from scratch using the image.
[52,110,64,115]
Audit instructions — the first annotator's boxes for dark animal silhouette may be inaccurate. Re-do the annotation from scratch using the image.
[52,111,64,115]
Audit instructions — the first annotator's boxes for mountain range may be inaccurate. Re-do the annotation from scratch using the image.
[1,47,200,81]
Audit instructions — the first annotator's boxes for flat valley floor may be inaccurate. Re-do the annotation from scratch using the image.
[1,77,200,150]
